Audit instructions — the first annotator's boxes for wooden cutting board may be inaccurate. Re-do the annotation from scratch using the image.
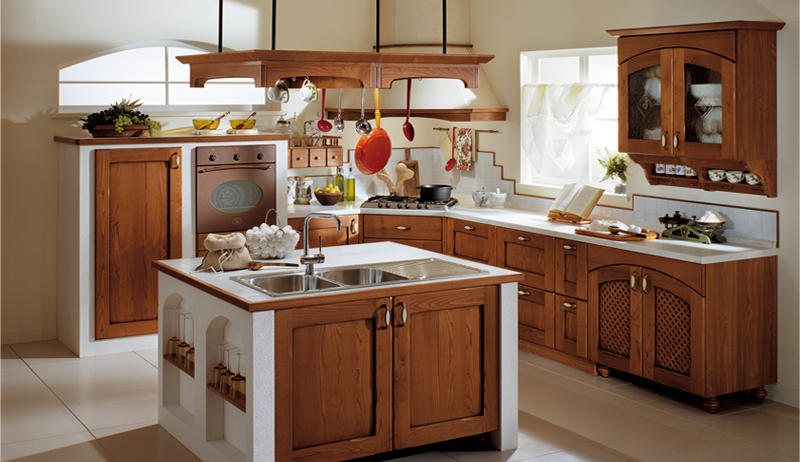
[575,228,659,241]
[400,149,420,196]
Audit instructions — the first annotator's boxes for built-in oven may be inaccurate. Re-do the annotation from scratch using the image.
[196,145,276,235]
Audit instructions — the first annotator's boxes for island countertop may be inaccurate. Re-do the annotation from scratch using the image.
[153,241,524,313]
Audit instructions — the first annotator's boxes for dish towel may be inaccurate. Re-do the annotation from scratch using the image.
[439,131,453,164]
[453,127,473,171]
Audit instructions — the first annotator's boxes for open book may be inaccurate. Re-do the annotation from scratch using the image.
[548,184,604,221]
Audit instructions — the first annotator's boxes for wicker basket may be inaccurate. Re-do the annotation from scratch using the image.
[244,210,300,259]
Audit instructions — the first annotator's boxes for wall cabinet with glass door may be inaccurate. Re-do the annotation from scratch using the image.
[610,21,784,197]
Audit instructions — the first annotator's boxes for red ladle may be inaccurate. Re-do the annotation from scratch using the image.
[445,128,456,171]
[403,78,415,141]
[317,89,332,132]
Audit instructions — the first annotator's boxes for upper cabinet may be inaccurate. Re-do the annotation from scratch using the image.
[609,21,784,197]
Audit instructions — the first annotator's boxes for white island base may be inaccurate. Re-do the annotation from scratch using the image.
[156,243,520,462]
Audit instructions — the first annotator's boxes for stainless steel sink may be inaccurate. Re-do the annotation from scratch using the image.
[317,267,410,285]
[230,258,488,297]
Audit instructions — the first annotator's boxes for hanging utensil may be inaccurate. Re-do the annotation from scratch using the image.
[445,128,456,171]
[317,89,332,132]
[355,88,391,175]
[334,89,345,132]
[355,88,372,135]
[199,111,230,130]
[403,78,415,142]
[235,111,257,129]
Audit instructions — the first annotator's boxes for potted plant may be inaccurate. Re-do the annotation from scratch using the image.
[597,148,629,194]
[80,96,159,137]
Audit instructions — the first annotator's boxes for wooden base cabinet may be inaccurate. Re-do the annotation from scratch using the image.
[445,218,496,265]
[588,246,777,412]
[362,215,443,253]
[288,214,359,250]
[275,287,499,462]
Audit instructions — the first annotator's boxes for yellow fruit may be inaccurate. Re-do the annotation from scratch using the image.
[326,183,334,189]
[315,187,321,193]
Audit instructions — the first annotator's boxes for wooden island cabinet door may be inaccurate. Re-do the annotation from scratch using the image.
[95,147,182,339]
[392,287,499,450]
[275,298,393,462]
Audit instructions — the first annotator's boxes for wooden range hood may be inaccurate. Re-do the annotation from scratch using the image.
[176,49,507,122]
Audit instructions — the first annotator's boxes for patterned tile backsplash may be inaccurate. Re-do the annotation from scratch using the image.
[318,147,778,246]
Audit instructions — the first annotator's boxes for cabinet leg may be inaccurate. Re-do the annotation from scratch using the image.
[702,397,720,413]
[597,365,611,378]
[752,387,768,403]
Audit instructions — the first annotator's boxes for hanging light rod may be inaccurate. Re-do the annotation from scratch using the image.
[218,0,223,52]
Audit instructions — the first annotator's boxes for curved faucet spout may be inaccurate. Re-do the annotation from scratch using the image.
[301,213,342,275]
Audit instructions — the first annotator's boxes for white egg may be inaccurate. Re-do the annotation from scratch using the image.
[630,225,642,233]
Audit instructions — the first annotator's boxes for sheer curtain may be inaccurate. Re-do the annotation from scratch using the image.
[521,83,612,177]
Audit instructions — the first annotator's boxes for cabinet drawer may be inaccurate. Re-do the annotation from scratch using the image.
[363,215,442,241]
[555,239,588,300]
[497,228,554,291]
[446,218,496,265]
[554,294,587,358]
[518,285,554,349]
[289,148,309,168]
[326,147,344,166]
[308,148,327,167]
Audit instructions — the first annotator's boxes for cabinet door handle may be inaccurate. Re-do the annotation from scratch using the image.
[673,132,680,151]
[518,290,531,296]
[350,219,358,234]
[517,236,530,241]
[662,131,669,150]
[631,271,638,291]
[395,302,407,327]
[170,153,181,169]
[395,226,410,231]
[642,273,649,294]
[563,302,577,309]
[562,244,577,250]
[377,305,390,330]
[464,225,476,231]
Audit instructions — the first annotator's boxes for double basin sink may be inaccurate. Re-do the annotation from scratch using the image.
[230,258,487,297]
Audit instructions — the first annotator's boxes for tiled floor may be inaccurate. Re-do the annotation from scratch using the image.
[1,341,797,462]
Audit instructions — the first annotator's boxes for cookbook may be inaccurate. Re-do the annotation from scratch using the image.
[547,183,604,223]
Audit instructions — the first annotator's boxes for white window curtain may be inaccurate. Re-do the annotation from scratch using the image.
[521,83,612,176]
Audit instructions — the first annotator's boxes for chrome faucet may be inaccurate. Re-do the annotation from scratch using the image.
[300,213,341,275]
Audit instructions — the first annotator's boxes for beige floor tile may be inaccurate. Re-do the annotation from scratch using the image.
[135,348,159,368]
[519,350,542,365]
[389,452,461,462]
[444,411,595,462]
[1,345,19,359]
[521,445,634,462]
[601,421,797,462]
[95,424,201,462]
[8,340,79,367]
[521,356,630,390]
[90,420,158,439]
[1,346,27,372]
[519,361,596,405]
[0,432,99,461]
[1,367,88,444]
[700,403,799,458]
[520,389,690,443]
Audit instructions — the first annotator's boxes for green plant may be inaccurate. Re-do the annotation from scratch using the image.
[80,96,159,135]
[597,148,629,183]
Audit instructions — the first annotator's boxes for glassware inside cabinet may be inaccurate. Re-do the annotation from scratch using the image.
[628,65,662,141]
[685,64,722,145]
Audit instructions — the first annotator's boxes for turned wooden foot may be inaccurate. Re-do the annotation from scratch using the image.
[702,397,720,413]
[597,365,611,378]
[752,387,768,403]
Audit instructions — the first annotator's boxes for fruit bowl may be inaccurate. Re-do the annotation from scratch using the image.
[314,191,342,205]
[230,119,257,130]
[193,119,220,130]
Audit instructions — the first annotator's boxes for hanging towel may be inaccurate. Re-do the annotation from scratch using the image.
[438,131,453,164]
[453,127,473,171]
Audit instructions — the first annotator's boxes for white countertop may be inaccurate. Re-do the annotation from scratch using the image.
[287,198,777,264]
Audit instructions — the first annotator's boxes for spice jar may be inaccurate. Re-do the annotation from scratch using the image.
[294,177,313,205]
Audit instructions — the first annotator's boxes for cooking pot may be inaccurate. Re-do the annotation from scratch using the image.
[416,184,455,202]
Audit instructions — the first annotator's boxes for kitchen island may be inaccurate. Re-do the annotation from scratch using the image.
[153,242,523,462]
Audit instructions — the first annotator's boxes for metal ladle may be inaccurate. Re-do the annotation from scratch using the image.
[334,89,345,132]
[355,88,372,135]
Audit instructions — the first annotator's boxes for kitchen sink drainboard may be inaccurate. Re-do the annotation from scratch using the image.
[372,258,487,280]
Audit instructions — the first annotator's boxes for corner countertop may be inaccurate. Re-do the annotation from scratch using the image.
[286,198,777,265]
[153,242,523,313]
[54,133,291,145]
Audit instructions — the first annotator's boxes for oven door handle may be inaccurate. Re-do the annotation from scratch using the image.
[198,165,273,174]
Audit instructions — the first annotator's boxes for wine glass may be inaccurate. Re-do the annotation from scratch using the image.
[184,315,195,370]
[211,341,230,388]
[230,351,246,399]
[166,306,181,357]
[220,346,237,394]
[177,309,191,364]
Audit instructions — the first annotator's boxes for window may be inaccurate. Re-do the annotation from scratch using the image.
[58,41,265,113]
[520,47,618,191]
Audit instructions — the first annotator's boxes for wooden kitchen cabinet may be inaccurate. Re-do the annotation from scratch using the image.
[362,215,443,253]
[610,21,784,197]
[275,286,499,461]
[445,218,496,265]
[587,245,777,412]
[95,147,182,339]
[555,238,587,300]
[517,285,554,349]
[496,228,554,291]
[288,214,359,250]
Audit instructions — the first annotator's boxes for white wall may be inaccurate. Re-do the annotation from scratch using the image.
[1,0,796,404]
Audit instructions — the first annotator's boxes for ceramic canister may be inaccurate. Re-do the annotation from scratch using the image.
[655,163,666,175]
[295,177,313,205]
[287,177,298,205]
[666,164,676,176]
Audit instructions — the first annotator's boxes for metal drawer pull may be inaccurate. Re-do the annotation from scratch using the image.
[631,272,638,291]
[395,226,410,231]
[464,226,476,231]
[517,236,530,241]
[563,302,577,308]
[518,290,531,296]
[562,244,576,250]
[642,273,649,294]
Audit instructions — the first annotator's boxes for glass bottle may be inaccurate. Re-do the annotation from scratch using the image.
[344,165,356,202]
[335,167,345,202]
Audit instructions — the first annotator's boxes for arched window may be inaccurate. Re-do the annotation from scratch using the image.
[58,41,265,113]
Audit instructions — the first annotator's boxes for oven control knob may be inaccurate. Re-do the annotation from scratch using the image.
[417,203,422,209]
[209,155,216,162]
[233,154,240,161]
[425,204,430,209]
[405,203,410,209]
[396,203,402,209]
[377,202,383,208]
[257,152,264,160]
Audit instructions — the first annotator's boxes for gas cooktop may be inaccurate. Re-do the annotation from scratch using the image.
[361,195,459,211]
